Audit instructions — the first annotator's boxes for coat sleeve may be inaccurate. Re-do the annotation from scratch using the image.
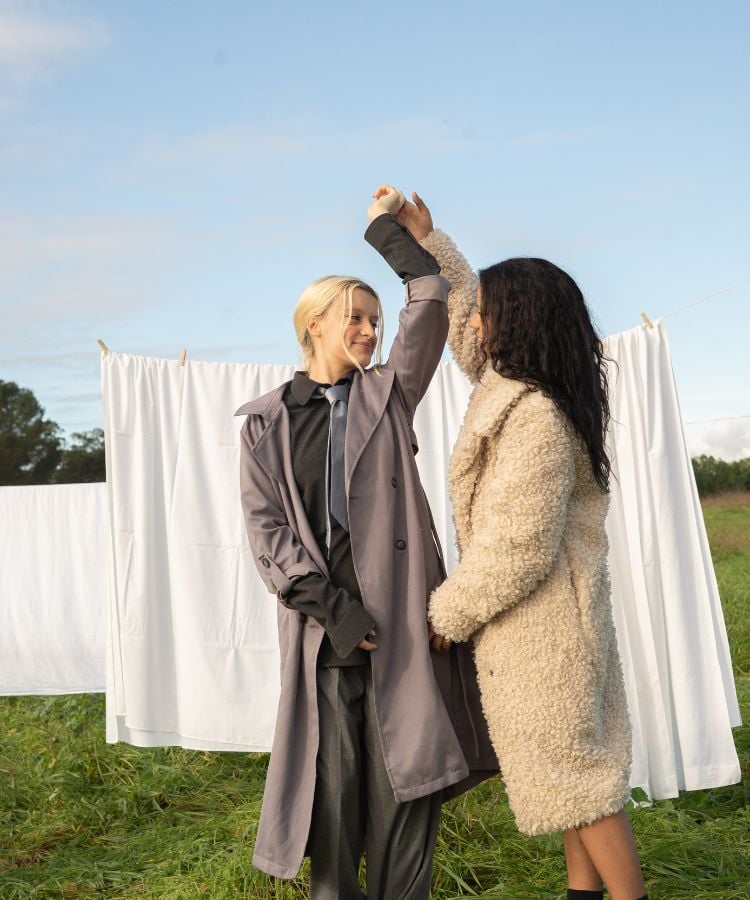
[420,229,485,385]
[428,395,576,642]
[382,275,450,421]
[239,417,325,599]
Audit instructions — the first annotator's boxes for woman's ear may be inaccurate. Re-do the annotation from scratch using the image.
[307,316,321,337]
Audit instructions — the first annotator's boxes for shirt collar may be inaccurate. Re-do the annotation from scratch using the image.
[291,370,353,406]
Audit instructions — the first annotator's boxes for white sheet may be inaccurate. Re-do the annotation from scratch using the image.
[99,338,740,795]
[0,483,107,695]
[1,324,740,797]
[603,322,741,796]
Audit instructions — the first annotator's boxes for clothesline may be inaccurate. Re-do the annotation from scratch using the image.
[660,279,748,320]
[684,414,750,426]
[1,277,747,355]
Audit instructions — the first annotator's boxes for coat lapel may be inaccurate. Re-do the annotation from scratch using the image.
[234,383,290,484]
[449,372,531,550]
[345,366,395,490]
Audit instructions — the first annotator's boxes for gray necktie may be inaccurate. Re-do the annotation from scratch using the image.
[317,382,350,554]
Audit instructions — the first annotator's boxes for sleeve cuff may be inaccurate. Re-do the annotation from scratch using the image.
[328,602,377,658]
[364,214,441,282]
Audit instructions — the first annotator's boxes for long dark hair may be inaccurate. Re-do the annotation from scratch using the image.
[477,258,612,492]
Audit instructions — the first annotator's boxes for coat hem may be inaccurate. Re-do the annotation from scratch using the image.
[516,789,630,836]
[392,763,469,803]
[252,850,300,880]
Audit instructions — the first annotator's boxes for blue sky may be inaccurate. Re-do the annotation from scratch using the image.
[1,0,748,459]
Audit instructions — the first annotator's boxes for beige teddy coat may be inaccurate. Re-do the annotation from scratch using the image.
[423,228,632,836]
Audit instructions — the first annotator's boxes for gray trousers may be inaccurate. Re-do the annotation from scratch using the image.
[307,664,442,900]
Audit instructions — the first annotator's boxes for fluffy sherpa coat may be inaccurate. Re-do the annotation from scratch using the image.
[423,228,632,836]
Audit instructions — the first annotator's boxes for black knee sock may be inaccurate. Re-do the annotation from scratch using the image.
[567,889,647,900]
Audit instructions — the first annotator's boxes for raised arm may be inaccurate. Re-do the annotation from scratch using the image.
[427,393,576,642]
[364,186,449,419]
[397,193,485,384]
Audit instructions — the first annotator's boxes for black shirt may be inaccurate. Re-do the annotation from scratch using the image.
[283,371,374,666]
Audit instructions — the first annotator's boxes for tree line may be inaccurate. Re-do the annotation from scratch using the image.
[691,455,750,497]
[1,379,748,495]
[1,380,105,485]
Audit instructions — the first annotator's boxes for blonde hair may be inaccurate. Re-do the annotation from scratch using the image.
[293,275,385,375]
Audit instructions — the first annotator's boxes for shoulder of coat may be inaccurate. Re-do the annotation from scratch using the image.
[466,370,532,437]
[233,381,290,418]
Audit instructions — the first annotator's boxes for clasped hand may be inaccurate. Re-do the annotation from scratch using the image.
[368,184,434,242]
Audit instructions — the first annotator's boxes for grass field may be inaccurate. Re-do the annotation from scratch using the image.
[1,499,748,898]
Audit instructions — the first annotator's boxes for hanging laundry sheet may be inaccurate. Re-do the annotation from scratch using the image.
[100,329,740,796]
[0,483,108,695]
[603,321,741,797]
[1,322,740,798]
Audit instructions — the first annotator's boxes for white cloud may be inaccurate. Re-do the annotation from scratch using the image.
[685,418,750,461]
[0,5,108,83]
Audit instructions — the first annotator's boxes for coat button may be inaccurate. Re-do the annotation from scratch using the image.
[391,477,398,488]
[261,557,271,568]
[395,539,406,550]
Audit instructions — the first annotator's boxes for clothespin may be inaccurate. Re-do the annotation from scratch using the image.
[98,339,110,355]
[179,348,187,367]
[640,312,654,329]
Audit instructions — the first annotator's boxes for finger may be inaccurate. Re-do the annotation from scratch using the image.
[413,192,425,210]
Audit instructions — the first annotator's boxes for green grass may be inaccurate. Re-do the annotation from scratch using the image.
[2,501,749,898]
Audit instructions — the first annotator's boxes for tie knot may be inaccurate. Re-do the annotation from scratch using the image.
[323,383,350,405]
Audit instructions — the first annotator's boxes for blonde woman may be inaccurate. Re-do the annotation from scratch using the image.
[235,187,497,898]
[388,189,648,900]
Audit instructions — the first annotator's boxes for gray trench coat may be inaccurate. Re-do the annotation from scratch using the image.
[235,274,497,879]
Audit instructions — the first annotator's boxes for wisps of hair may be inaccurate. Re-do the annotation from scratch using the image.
[476,258,613,492]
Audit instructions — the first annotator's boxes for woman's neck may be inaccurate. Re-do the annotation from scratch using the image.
[307,360,356,385]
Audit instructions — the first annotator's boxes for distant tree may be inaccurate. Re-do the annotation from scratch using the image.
[52,428,106,483]
[0,380,63,485]
[692,455,750,496]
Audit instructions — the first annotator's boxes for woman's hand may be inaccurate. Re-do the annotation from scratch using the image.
[367,184,406,222]
[427,619,452,654]
[357,629,378,651]
[396,191,433,242]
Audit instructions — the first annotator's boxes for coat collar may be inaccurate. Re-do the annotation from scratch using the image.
[449,371,532,550]
[460,369,532,441]
[233,382,290,419]
[233,366,396,489]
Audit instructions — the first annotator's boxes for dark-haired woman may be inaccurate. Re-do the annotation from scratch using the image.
[388,190,647,900]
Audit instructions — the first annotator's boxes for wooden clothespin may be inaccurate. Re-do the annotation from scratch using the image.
[98,339,110,355]
[640,312,654,329]
[179,348,187,367]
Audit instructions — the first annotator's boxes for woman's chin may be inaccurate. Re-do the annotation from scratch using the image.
[353,346,374,364]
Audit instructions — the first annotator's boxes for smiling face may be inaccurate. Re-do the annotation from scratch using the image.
[308,287,380,375]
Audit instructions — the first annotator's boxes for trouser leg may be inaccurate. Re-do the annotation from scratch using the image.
[308,665,367,900]
[363,666,443,900]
